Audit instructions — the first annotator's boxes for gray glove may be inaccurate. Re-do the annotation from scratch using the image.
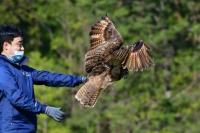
[45,106,65,122]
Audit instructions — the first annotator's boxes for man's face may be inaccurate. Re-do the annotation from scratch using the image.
[4,36,24,56]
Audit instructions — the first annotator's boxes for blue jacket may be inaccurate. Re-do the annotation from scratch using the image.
[0,55,84,133]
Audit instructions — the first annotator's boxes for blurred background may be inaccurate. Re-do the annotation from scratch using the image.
[0,0,200,133]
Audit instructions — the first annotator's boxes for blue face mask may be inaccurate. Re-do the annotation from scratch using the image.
[8,51,24,63]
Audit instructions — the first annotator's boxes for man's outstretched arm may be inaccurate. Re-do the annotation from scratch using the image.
[28,66,87,87]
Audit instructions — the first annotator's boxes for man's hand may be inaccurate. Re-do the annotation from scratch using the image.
[45,106,65,122]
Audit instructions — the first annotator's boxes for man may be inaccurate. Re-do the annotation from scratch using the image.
[0,25,87,133]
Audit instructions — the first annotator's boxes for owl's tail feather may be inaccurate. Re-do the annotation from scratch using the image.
[75,72,108,107]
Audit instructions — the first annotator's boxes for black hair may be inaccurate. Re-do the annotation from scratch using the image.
[0,25,23,52]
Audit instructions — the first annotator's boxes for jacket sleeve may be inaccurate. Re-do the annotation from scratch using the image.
[0,66,46,114]
[30,67,84,87]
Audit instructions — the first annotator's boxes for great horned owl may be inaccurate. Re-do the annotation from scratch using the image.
[75,16,153,107]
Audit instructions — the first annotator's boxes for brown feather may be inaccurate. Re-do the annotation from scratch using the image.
[75,72,112,107]
[122,40,153,71]
[89,16,123,49]
[75,16,153,108]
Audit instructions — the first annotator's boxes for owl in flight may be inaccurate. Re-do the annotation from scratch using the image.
[75,16,153,107]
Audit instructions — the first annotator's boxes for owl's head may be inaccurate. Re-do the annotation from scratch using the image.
[89,16,123,49]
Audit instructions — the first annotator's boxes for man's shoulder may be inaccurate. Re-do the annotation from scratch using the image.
[0,57,16,73]
[0,63,10,74]
[0,58,10,69]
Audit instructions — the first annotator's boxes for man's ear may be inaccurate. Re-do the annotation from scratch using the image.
[2,42,10,51]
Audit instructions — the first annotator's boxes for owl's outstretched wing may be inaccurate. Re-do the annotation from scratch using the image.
[85,16,123,75]
[89,16,123,49]
[121,40,153,71]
